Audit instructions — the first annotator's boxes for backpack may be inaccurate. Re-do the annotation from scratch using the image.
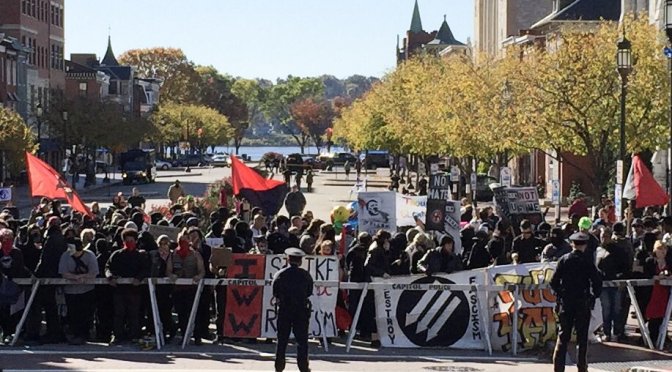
[0,273,21,305]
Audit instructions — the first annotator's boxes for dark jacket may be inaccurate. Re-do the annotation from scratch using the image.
[487,234,510,266]
[364,243,390,280]
[417,247,463,275]
[105,248,149,280]
[511,236,543,263]
[596,242,628,281]
[149,250,169,277]
[267,231,300,255]
[1,247,29,278]
[468,240,491,269]
[35,227,66,278]
[541,241,572,262]
[550,249,602,307]
[272,264,313,310]
[345,244,368,283]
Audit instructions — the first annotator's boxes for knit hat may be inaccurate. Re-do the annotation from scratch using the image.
[124,221,139,231]
[578,217,592,230]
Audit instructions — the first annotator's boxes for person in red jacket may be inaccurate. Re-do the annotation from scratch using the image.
[645,241,670,347]
[568,193,589,219]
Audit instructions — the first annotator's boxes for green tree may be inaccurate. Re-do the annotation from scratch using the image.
[263,76,323,153]
[0,107,36,176]
[119,48,201,104]
[196,66,248,153]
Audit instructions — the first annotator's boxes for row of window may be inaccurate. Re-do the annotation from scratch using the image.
[21,0,64,27]
[19,36,64,71]
[0,56,18,87]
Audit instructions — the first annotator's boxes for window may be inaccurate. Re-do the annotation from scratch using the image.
[51,5,55,24]
[79,82,88,97]
[109,80,118,95]
[22,0,27,14]
[59,8,64,27]
[31,0,36,17]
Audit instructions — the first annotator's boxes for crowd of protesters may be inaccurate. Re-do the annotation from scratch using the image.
[0,182,670,350]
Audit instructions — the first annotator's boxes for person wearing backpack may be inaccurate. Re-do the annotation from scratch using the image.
[0,228,28,344]
[58,238,99,345]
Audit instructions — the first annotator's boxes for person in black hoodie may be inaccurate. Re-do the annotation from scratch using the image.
[106,228,149,345]
[363,230,391,347]
[345,232,372,337]
[94,239,114,342]
[19,224,43,274]
[468,230,492,269]
[26,216,65,345]
[487,221,512,266]
[417,234,463,275]
[595,227,628,341]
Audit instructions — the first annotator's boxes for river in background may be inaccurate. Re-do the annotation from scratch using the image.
[211,146,346,161]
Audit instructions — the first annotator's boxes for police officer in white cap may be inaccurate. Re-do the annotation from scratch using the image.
[550,232,602,372]
[272,247,313,372]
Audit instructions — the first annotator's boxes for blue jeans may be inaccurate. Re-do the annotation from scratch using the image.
[601,287,622,337]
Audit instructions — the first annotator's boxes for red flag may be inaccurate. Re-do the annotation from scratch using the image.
[632,154,668,208]
[230,156,287,215]
[25,152,92,216]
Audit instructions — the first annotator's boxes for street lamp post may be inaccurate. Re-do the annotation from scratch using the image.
[665,0,672,213]
[616,34,632,221]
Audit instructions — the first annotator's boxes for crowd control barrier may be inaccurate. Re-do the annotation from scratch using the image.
[5,254,672,354]
[6,276,671,354]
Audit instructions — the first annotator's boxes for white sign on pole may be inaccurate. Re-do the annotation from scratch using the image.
[500,167,512,187]
[0,188,11,202]
[551,180,560,205]
[450,166,460,182]
[430,163,439,175]
[616,160,624,184]
[614,183,623,221]
[470,173,477,193]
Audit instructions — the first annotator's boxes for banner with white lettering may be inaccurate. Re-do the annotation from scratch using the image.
[357,192,396,236]
[373,271,485,349]
[396,194,426,227]
[486,263,602,351]
[260,254,339,338]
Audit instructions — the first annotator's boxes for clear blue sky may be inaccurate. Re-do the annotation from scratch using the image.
[65,0,474,80]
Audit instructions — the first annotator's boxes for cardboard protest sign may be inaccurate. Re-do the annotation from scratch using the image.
[148,224,180,241]
[210,247,233,268]
[261,255,339,338]
[223,254,266,338]
[492,186,543,227]
[373,271,485,349]
[357,192,396,236]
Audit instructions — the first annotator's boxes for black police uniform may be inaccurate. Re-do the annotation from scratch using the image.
[550,235,602,372]
[272,256,314,372]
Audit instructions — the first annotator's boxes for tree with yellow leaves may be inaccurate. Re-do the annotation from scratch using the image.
[0,107,36,177]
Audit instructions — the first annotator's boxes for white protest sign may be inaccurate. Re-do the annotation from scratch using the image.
[373,270,485,349]
[396,194,427,227]
[500,167,511,187]
[357,191,397,236]
[260,254,339,339]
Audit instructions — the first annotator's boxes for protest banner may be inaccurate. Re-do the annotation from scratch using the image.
[424,199,462,255]
[396,194,426,227]
[218,254,339,339]
[223,254,266,338]
[492,186,543,227]
[373,271,485,349]
[357,192,396,236]
[148,224,180,241]
[486,263,602,352]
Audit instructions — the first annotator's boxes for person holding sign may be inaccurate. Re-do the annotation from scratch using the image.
[272,248,314,372]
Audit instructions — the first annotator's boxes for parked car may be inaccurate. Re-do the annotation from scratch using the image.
[171,155,211,167]
[155,159,172,170]
[211,154,230,167]
[364,150,390,169]
[475,175,498,202]
[286,153,308,173]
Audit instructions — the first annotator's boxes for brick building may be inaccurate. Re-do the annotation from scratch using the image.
[0,33,28,113]
[0,0,66,117]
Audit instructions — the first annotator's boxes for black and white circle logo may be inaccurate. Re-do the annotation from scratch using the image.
[396,276,470,347]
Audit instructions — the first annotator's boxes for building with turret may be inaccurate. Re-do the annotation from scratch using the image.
[396,0,468,64]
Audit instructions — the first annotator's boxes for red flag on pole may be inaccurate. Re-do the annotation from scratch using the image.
[230,155,287,215]
[25,152,92,216]
[625,154,669,208]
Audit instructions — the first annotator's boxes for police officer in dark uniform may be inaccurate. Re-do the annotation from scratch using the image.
[550,232,602,372]
[273,247,314,372]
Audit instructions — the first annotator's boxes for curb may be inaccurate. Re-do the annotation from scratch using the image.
[155,173,203,179]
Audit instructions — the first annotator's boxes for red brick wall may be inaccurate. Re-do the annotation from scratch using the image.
[560,152,596,197]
